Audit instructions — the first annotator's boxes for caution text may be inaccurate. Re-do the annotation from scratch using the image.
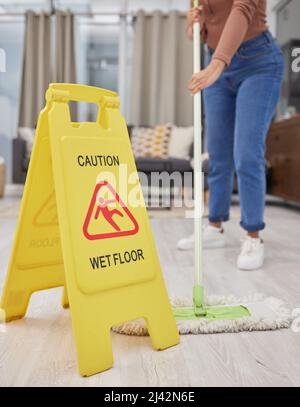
[77,155,120,167]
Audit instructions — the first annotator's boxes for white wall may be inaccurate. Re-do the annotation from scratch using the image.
[267,0,281,36]
[0,19,24,183]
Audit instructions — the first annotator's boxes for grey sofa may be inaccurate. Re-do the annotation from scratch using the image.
[13,125,195,185]
[13,137,28,184]
[13,126,196,209]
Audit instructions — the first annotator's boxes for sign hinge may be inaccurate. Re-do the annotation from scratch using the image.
[46,88,70,103]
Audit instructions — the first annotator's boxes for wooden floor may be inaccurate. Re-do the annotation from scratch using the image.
[0,187,300,387]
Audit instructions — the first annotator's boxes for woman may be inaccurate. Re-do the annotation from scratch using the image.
[178,0,284,270]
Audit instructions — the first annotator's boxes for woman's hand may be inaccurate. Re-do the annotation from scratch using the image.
[189,59,226,93]
[186,5,203,40]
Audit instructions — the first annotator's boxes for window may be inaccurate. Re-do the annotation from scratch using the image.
[0,16,24,183]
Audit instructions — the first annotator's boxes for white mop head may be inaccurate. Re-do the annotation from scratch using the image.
[112,294,293,336]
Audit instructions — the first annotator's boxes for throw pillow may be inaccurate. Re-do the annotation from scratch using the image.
[18,127,36,158]
[131,124,172,159]
[168,126,194,160]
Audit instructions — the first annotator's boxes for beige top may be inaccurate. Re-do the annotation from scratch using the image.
[190,0,268,65]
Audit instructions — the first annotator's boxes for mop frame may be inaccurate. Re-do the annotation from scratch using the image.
[173,0,249,321]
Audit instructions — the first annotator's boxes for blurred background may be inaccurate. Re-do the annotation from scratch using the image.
[0,0,299,209]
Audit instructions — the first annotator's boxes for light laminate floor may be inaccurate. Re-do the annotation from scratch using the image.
[0,187,300,387]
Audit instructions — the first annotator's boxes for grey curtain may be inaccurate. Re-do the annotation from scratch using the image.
[18,11,52,127]
[130,10,193,127]
[18,10,77,127]
[54,11,77,119]
[54,11,77,84]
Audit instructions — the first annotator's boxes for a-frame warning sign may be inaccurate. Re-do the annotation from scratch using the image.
[0,84,179,376]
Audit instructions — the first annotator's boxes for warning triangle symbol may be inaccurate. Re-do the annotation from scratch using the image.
[83,181,139,240]
[33,192,58,227]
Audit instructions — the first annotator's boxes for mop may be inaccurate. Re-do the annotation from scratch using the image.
[113,0,293,336]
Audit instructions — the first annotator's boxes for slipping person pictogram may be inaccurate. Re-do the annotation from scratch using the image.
[94,197,124,232]
[83,181,139,240]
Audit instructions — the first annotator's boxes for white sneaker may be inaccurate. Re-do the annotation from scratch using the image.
[177,225,225,250]
[237,236,264,270]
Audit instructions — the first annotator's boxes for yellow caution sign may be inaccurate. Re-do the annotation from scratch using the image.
[1,84,179,376]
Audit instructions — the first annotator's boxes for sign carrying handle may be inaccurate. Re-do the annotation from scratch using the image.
[46,83,117,104]
[46,83,120,129]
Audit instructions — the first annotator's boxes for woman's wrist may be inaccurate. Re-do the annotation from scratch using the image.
[211,58,226,71]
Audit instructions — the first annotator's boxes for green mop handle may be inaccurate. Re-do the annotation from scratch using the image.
[193,0,204,312]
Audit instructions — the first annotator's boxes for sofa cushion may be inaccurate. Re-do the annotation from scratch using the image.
[168,126,194,160]
[169,158,193,173]
[135,157,172,173]
[18,127,35,159]
[131,124,172,159]
[135,157,192,173]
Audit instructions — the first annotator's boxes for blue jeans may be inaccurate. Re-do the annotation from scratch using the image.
[203,31,284,232]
